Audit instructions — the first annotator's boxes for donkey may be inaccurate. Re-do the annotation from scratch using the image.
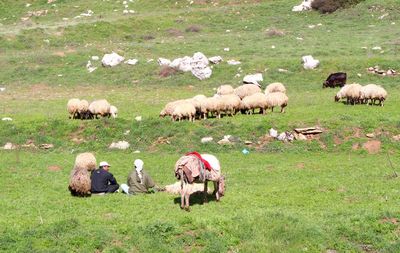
[175,153,225,211]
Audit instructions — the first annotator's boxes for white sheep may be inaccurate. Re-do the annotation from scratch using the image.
[74,152,97,171]
[234,84,261,99]
[266,92,288,113]
[360,84,387,106]
[335,83,362,105]
[200,97,223,119]
[241,92,268,114]
[265,82,286,94]
[217,85,234,95]
[218,94,242,116]
[110,105,118,118]
[78,99,90,119]
[172,102,196,122]
[89,99,111,118]
[160,100,185,118]
[67,98,80,119]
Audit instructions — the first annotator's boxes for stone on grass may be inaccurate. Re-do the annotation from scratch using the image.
[190,52,212,80]
[157,57,171,66]
[109,141,130,150]
[243,73,263,86]
[135,116,142,121]
[302,55,319,70]
[208,56,223,64]
[201,137,213,143]
[269,128,278,138]
[3,142,17,150]
[124,59,138,65]
[227,60,241,65]
[39,143,54,149]
[2,117,12,121]
[292,0,314,12]
[102,52,125,67]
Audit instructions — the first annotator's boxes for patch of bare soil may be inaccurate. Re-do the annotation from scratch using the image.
[296,163,305,169]
[48,165,61,171]
[380,217,398,225]
[362,140,381,154]
[352,143,360,150]
[333,135,342,145]
[159,66,178,77]
[148,137,171,152]
[166,28,183,37]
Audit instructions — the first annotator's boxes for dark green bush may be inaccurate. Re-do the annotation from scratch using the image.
[312,0,365,13]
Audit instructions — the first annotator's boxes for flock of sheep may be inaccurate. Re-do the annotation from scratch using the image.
[68,152,97,197]
[67,98,118,120]
[334,83,387,106]
[160,83,289,121]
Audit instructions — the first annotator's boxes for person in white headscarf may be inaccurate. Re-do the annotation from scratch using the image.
[121,159,164,195]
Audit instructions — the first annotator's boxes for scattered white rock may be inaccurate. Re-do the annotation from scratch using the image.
[227,60,241,65]
[278,68,288,73]
[135,116,142,121]
[123,9,129,14]
[124,59,138,65]
[102,52,125,67]
[372,46,382,51]
[357,73,362,77]
[109,141,130,150]
[170,56,192,72]
[2,117,12,121]
[391,22,396,25]
[0,87,5,92]
[271,45,275,49]
[208,56,223,64]
[201,137,213,143]
[308,25,316,29]
[296,37,303,40]
[226,29,231,33]
[243,73,263,86]
[147,59,154,63]
[190,52,212,80]
[277,132,295,142]
[39,143,54,149]
[235,73,241,78]
[26,3,31,7]
[302,55,320,70]
[269,128,278,138]
[129,10,135,14]
[91,56,99,61]
[3,142,16,150]
[378,13,388,20]
[217,136,233,145]
[157,57,171,66]
[80,10,94,17]
[292,0,314,12]
[86,60,97,73]
[133,150,141,153]
[124,130,130,135]
[224,47,230,52]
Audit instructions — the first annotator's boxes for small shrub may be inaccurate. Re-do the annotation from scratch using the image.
[312,0,365,13]
[159,66,178,77]
[185,25,202,33]
[266,28,285,37]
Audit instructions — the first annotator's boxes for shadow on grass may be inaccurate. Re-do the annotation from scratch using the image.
[173,191,217,207]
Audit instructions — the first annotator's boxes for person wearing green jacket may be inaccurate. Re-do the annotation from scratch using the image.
[121,159,163,195]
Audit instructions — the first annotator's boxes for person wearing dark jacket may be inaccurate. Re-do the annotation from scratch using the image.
[91,161,119,194]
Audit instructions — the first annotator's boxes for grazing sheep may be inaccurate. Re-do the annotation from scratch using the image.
[68,165,91,197]
[217,85,234,95]
[74,152,97,171]
[242,92,268,114]
[266,92,288,113]
[218,94,242,116]
[67,98,80,119]
[88,99,111,118]
[265,82,286,94]
[160,100,185,118]
[234,84,261,99]
[200,97,223,119]
[78,99,90,119]
[172,102,196,122]
[335,83,362,105]
[360,84,387,106]
[110,105,118,118]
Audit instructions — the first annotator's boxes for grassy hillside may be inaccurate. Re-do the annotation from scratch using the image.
[1,0,400,252]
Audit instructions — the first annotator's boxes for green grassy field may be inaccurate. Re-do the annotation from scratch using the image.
[1,0,400,252]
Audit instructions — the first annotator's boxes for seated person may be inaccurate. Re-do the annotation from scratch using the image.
[121,159,163,195]
[91,161,119,194]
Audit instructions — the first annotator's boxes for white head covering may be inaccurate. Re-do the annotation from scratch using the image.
[99,161,110,167]
[134,159,144,183]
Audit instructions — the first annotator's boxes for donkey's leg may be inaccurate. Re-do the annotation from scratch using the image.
[203,180,208,203]
[180,181,185,209]
[184,184,191,211]
[214,181,220,201]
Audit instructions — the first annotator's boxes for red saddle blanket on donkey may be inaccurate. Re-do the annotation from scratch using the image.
[185,151,212,171]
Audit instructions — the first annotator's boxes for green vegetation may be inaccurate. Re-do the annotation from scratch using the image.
[1,0,400,252]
